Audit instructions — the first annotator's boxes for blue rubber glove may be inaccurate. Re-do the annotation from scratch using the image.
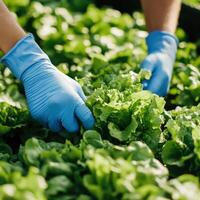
[1,34,95,133]
[141,31,178,96]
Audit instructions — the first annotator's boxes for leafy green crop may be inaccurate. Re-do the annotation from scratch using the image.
[183,0,200,8]
[161,105,200,177]
[0,1,200,200]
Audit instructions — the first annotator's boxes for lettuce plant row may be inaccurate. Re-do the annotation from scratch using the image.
[0,1,200,199]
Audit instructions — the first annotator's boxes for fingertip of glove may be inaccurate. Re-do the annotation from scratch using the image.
[147,85,168,97]
[67,126,80,134]
[75,103,95,130]
[84,114,95,130]
[140,59,155,72]
[142,80,149,90]
[61,112,80,133]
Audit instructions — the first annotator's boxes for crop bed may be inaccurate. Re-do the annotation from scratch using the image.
[0,1,200,200]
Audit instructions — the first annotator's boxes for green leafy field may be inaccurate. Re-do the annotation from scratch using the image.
[183,0,200,8]
[0,1,200,199]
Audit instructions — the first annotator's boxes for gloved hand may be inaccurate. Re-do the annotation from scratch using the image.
[141,31,178,96]
[1,34,95,133]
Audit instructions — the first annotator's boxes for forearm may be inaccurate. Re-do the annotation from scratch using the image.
[140,0,181,34]
[0,0,25,53]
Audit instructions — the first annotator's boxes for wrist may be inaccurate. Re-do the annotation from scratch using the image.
[0,7,26,53]
[146,31,178,59]
[0,30,26,54]
[0,34,50,80]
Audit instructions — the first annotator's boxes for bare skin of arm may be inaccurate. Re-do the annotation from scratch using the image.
[0,0,25,53]
[140,0,181,34]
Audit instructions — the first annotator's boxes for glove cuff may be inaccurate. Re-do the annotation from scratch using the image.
[146,31,178,59]
[0,33,50,80]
